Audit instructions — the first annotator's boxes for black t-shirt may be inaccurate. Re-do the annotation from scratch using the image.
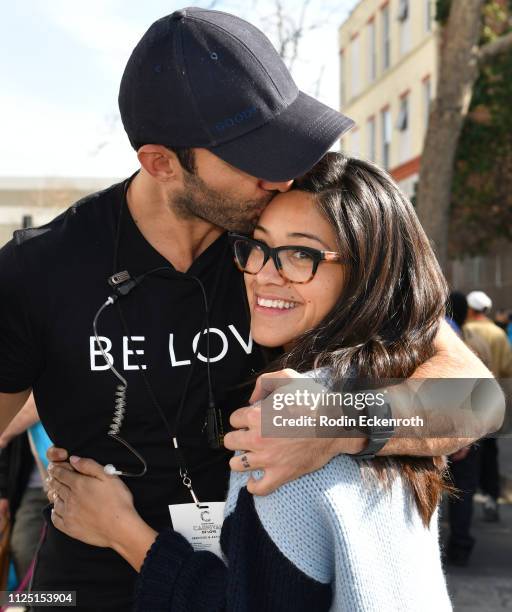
[0,178,265,608]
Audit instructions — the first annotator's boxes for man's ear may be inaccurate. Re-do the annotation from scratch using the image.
[137,145,183,183]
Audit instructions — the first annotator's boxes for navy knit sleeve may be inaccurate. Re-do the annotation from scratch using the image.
[134,529,227,611]
[133,487,331,611]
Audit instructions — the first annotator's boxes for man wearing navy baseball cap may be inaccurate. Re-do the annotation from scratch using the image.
[119,8,354,183]
[0,8,496,609]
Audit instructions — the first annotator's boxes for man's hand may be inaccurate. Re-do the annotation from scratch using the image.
[224,369,364,496]
[48,456,136,548]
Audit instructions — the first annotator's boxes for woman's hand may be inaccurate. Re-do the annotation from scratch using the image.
[48,456,137,549]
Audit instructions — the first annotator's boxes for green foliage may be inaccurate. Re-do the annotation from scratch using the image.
[448,1,512,257]
[435,0,452,24]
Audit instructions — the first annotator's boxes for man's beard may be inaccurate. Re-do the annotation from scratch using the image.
[172,171,275,233]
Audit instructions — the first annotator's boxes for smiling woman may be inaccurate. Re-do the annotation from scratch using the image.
[253,153,452,527]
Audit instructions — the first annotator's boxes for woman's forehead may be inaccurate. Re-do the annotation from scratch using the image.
[256,191,333,241]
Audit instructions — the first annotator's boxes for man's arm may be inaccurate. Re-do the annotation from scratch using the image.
[0,435,10,521]
[330,319,502,458]
[0,393,39,448]
[369,320,504,457]
[225,321,505,495]
[416,319,492,377]
[0,389,32,436]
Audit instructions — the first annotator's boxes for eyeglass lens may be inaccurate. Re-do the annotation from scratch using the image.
[234,240,315,283]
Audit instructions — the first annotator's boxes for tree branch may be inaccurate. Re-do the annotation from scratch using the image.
[289,0,312,71]
[478,30,512,65]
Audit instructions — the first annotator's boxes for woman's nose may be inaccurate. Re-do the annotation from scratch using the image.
[256,257,286,285]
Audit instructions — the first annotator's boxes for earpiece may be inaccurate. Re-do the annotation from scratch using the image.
[104,464,123,476]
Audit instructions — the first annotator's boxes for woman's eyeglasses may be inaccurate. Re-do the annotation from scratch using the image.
[228,233,344,284]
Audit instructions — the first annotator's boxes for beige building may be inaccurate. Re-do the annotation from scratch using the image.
[0,177,118,247]
[339,0,436,197]
[338,0,512,308]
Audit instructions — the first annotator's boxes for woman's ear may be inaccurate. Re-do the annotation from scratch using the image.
[137,145,184,183]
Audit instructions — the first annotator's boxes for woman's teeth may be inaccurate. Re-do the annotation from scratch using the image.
[257,297,297,310]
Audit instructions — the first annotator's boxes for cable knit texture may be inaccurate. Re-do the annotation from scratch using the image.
[134,454,451,611]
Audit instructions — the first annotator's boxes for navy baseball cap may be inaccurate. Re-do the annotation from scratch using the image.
[119,7,354,182]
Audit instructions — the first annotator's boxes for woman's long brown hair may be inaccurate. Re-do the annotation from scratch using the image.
[272,152,452,526]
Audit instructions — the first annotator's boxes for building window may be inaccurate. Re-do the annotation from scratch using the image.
[396,96,409,132]
[381,108,391,169]
[350,35,361,98]
[340,51,345,107]
[398,0,410,56]
[381,4,391,71]
[423,77,432,130]
[367,116,376,162]
[397,94,410,163]
[367,19,376,83]
[397,0,409,22]
[349,128,361,158]
[425,0,432,32]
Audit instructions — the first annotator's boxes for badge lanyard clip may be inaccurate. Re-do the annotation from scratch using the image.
[174,438,207,508]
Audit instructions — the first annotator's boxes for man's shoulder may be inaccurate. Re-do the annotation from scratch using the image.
[467,320,507,340]
[0,180,125,263]
[463,327,492,366]
[464,319,494,334]
[465,320,512,377]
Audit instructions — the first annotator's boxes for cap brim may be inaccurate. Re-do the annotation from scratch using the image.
[207,91,354,182]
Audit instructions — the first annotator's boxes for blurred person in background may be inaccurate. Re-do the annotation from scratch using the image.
[445,292,492,566]
[0,396,47,587]
[465,291,512,521]
[494,309,512,344]
[494,309,509,332]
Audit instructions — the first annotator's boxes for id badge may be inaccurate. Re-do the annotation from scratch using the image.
[168,502,225,559]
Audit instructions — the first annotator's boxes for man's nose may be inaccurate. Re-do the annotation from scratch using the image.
[258,179,294,193]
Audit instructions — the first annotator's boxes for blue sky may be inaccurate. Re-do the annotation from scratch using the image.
[0,0,356,177]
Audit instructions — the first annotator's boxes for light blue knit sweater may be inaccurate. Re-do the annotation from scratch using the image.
[224,455,452,611]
